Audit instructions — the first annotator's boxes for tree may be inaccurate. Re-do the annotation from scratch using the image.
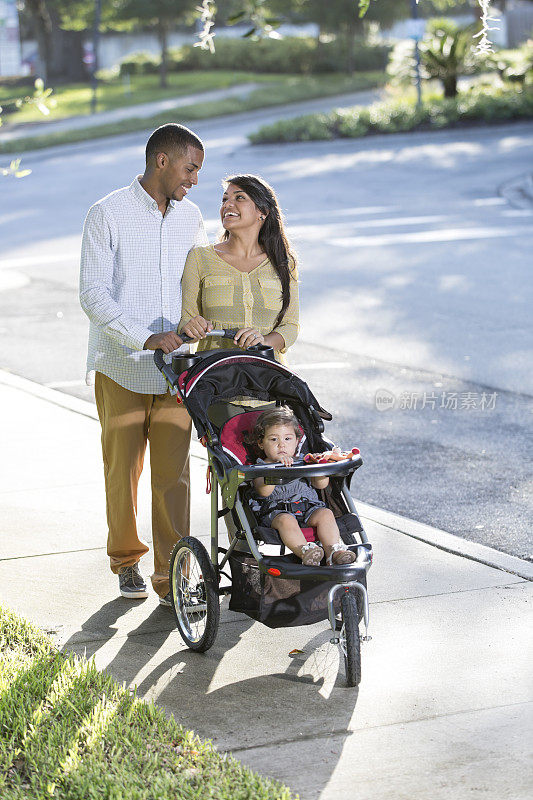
[388,18,483,97]
[422,19,482,96]
[114,0,198,87]
[21,0,88,83]
[297,0,408,73]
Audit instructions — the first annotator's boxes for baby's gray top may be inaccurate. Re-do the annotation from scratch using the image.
[250,458,321,516]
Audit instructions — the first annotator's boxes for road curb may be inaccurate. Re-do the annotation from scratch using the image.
[0,369,206,461]
[356,501,532,582]
[1,368,531,581]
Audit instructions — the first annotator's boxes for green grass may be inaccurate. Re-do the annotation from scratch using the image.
[249,84,533,144]
[0,71,386,154]
[0,71,271,123]
[0,605,297,800]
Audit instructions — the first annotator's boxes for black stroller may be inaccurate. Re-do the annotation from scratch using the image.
[154,331,372,686]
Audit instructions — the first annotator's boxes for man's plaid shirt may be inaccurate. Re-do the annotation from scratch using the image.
[80,176,208,394]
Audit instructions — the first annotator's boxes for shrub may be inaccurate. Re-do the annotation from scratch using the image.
[335,106,371,137]
[119,37,391,76]
[249,113,333,144]
[489,42,533,86]
[311,39,391,74]
[457,84,533,121]
[119,51,160,76]
[368,100,425,132]
[249,85,533,144]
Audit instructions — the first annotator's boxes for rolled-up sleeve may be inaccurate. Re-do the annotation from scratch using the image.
[79,204,153,351]
[273,265,299,352]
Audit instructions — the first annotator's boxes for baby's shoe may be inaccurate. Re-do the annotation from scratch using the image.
[327,543,356,565]
[300,542,324,566]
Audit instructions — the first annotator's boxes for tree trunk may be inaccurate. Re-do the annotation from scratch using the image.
[25,0,86,83]
[345,19,356,74]
[342,13,363,75]
[25,0,51,82]
[443,75,458,98]
[158,18,169,89]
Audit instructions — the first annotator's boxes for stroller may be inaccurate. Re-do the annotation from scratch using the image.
[154,331,372,687]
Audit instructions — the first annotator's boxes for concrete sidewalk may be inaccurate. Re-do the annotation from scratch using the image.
[0,374,531,800]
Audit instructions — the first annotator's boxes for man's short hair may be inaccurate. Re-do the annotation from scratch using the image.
[145,123,204,164]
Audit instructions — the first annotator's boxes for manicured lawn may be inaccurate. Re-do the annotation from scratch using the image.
[0,70,385,125]
[0,71,387,154]
[0,605,297,800]
[0,71,270,122]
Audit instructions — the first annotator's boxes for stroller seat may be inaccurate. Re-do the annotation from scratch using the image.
[217,406,362,549]
[216,405,318,543]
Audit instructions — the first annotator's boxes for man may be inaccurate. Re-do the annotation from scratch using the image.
[80,123,207,605]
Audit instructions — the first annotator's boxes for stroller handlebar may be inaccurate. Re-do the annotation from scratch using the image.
[153,328,271,387]
[177,328,238,345]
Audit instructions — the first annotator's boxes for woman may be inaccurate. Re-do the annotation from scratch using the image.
[179,174,299,361]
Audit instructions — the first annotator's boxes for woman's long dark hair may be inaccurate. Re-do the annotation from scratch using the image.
[221,174,297,329]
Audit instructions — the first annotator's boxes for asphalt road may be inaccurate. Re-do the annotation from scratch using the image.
[0,110,531,560]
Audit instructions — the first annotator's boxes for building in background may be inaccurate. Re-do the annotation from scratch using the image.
[0,0,23,77]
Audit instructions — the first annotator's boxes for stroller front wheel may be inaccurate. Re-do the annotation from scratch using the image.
[169,536,220,652]
[340,592,361,687]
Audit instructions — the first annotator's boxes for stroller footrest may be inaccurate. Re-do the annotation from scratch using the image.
[259,553,367,583]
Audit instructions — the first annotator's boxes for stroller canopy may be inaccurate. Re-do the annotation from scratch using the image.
[177,350,332,445]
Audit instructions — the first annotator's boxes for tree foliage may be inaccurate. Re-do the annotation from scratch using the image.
[388,18,484,98]
[112,0,197,87]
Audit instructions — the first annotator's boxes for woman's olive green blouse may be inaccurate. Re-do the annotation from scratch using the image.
[178,245,299,358]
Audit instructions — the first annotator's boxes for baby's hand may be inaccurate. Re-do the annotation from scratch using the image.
[277,455,294,467]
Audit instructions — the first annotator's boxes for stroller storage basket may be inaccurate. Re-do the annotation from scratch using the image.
[228,551,366,629]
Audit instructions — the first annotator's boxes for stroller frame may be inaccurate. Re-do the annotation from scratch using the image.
[155,331,373,686]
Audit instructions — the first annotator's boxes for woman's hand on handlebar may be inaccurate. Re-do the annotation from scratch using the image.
[234,328,265,349]
[182,316,214,341]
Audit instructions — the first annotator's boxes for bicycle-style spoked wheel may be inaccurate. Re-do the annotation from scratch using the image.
[339,591,361,687]
[169,536,220,652]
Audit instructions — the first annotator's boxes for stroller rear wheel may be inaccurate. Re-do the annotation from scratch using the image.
[169,536,220,652]
[340,592,361,687]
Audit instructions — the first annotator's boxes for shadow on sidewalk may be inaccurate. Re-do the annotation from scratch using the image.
[61,596,359,799]
[61,598,174,661]
[136,618,359,800]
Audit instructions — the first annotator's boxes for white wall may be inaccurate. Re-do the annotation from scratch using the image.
[0,0,23,77]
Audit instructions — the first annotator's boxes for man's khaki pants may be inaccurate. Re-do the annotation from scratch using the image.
[95,372,191,598]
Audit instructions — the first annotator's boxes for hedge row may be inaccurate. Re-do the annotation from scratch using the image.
[249,85,533,144]
[119,36,391,76]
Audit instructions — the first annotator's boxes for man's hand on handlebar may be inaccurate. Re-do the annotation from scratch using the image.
[144,331,183,354]
[181,316,214,341]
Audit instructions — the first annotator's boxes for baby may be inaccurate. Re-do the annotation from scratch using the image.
[250,407,356,566]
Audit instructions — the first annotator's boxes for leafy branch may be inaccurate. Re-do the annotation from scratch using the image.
[0,79,56,178]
